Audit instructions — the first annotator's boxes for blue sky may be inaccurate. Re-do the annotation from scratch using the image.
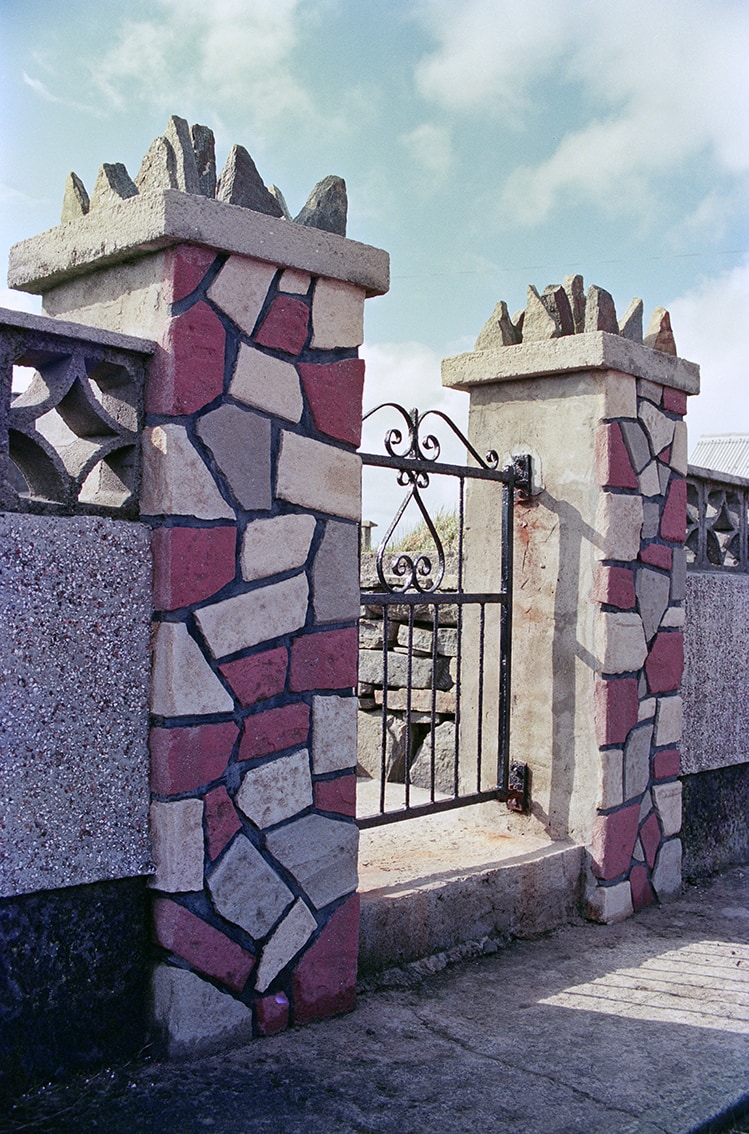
[2,0,748,476]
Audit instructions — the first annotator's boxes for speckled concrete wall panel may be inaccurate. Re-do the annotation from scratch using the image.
[682,572,749,774]
[0,513,152,897]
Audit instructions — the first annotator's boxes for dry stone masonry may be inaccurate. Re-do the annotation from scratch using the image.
[8,116,389,1057]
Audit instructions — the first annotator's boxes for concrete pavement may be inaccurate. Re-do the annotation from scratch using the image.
[3,865,748,1134]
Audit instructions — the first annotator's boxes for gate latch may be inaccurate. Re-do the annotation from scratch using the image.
[506,761,529,813]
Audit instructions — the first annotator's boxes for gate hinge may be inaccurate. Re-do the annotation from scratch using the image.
[512,454,532,502]
[506,761,530,813]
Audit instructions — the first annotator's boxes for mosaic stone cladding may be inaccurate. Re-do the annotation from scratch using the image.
[145,244,363,1046]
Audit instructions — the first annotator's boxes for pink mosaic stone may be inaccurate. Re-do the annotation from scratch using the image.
[653,747,681,780]
[219,647,288,707]
[630,864,656,910]
[592,565,636,610]
[151,525,236,611]
[594,676,639,746]
[646,631,684,694]
[153,898,255,993]
[291,894,359,1026]
[662,387,687,416]
[165,245,217,304]
[640,544,673,570]
[148,301,226,415]
[238,702,311,761]
[314,774,357,817]
[255,992,290,1036]
[660,478,687,543]
[640,811,662,869]
[590,803,640,880]
[204,784,242,860]
[297,359,366,447]
[289,627,358,692]
[254,296,309,355]
[150,721,240,795]
[595,423,638,489]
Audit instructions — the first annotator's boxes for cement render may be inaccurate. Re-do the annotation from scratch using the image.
[0,513,152,896]
[4,865,748,1133]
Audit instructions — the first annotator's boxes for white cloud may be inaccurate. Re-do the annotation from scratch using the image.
[22,71,104,117]
[414,0,749,225]
[399,123,453,181]
[669,256,749,445]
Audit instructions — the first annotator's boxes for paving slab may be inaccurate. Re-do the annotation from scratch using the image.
[3,866,748,1134]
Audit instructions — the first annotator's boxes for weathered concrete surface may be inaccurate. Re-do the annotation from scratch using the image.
[5,866,748,1133]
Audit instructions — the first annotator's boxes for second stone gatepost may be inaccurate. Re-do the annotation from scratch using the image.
[442,282,699,922]
[10,166,389,1050]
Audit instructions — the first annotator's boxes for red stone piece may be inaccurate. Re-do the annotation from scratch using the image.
[297,360,366,447]
[639,810,662,869]
[314,774,357,817]
[640,543,673,571]
[594,676,639,746]
[255,992,290,1037]
[204,784,242,860]
[165,244,217,304]
[153,899,254,993]
[592,565,636,610]
[645,631,684,694]
[147,301,226,415]
[653,747,681,780]
[289,627,358,692]
[660,478,687,544]
[254,296,309,355]
[291,894,359,1026]
[150,721,240,795]
[590,803,640,880]
[220,646,288,707]
[630,864,656,910]
[238,701,311,762]
[662,387,687,416]
[595,423,638,489]
[151,525,236,611]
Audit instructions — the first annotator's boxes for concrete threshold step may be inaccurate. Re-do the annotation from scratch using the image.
[357,799,585,977]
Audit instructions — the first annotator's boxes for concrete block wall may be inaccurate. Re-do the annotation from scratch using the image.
[9,131,389,1054]
[443,279,700,922]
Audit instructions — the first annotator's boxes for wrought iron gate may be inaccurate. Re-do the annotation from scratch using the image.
[357,403,531,828]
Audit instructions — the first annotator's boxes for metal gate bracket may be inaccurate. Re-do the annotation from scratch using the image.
[506,761,529,813]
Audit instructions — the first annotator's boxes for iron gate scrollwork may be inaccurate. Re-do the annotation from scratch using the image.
[357,403,531,827]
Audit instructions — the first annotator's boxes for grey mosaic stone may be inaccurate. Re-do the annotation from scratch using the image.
[584,285,618,333]
[196,404,272,511]
[89,163,138,211]
[235,749,313,830]
[653,781,682,837]
[152,964,253,1057]
[523,284,560,341]
[357,709,407,781]
[641,500,662,539]
[312,520,359,624]
[255,898,317,992]
[216,145,284,217]
[652,837,682,899]
[61,172,90,222]
[639,400,675,457]
[164,115,200,194]
[474,301,521,349]
[135,136,177,194]
[618,298,643,342]
[644,307,677,355]
[636,567,671,642]
[312,696,357,774]
[671,548,687,602]
[0,514,151,897]
[358,649,452,690]
[192,123,217,198]
[207,834,292,939]
[295,175,347,236]
[410,721,457,794]
[268,184,292,220]
[265,814,358,911]
[623,723,653,800]
[542,284,574,336]
[620,420,651,474]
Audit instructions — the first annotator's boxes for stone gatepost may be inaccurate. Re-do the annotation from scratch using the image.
[442,281,699,922]
[9,120,389,1052]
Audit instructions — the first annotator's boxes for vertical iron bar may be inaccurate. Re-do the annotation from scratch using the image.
[497,469,515,792]
[405,604,414,812]
[454,477,465,797]
[380,602,389,815]
[430,601,438,801]
[476,602,486,793]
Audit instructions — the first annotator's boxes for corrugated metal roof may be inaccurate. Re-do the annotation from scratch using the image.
[689,434,749,479]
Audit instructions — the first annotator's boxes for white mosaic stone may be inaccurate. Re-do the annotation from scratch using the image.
[670,420,688,476]
[312,696,358,774]
[638,461,662,498]
[151,621,234,716]
[661,605,685,628]
[639,399,675,457]
[637,378,663,405]
[586,879,633,924]
[276,431,361,522]
[598,748,623,810]
[655,695,682,746]
[152,965,253,1057]
[235,749,313,830]
[207,255,276,335]
[279,268,311,294]
[602,371,637,420]
[652,838,682,899]
[637,697,656,722]
[653,781,682,837]
[255,898,317,992]
[241,514,316,582]
[265,814,359,910]
[195,574,309,659]
[141,424,234,520]
[310,278,365,349]
[596,493,643,562]
[623,723,653,800]
[207,834,293,939]
[636,568,671,643]
[231,344,303,424]
[596,612,647,674]
[149,799,204,892]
